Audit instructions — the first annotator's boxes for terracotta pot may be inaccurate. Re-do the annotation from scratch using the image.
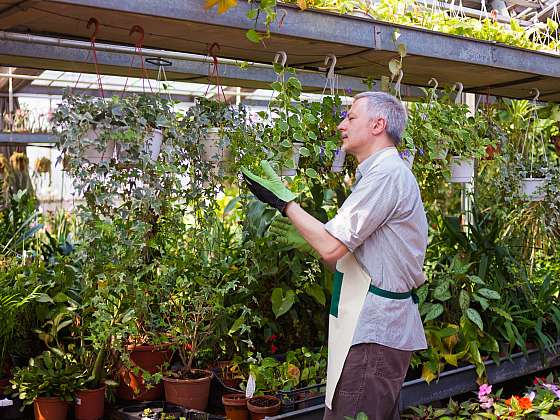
[117,344,172,401]
[222,393,248,420]
[163,369,213,411]
[75,385,106,420]
[247,395,281,420]
[33,397,68,420]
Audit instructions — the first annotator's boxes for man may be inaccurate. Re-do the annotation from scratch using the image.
[242,92,428,419]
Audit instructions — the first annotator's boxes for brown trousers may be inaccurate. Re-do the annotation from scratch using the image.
[323,343,411,420]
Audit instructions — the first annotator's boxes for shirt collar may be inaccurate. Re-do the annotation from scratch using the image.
[355,147,399,182]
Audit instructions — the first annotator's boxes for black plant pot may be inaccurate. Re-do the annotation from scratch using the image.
[0,397,31,420]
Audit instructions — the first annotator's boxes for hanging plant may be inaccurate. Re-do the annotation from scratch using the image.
[34,157,51,174]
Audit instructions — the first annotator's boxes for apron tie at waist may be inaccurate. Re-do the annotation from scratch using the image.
[368,284,419,304]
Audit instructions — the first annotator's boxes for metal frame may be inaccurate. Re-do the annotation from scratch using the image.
[0,0,556,100]
[0,31,391,95]
[0,132,57,144]
[267,343,560,419]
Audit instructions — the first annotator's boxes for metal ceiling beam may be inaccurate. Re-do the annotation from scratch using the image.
[44,0,560,77]
[0,33,363,93]
[0,31,426,98]
[0,0,40,28]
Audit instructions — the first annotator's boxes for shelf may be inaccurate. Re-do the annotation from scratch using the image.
[267,343,560,419]
[1,0,560,100]
[0,132,57,144]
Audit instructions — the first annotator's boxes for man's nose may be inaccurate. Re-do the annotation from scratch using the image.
[337,121,346,131]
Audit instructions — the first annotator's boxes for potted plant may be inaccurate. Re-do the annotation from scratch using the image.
[0,260,41,396]
[185,97,238,177]
[54,93,116,165]
[247,395,282,420]
[222,393,249,420]
[115,94,174,162]
[10,351,86,420]
[162,273,224,411]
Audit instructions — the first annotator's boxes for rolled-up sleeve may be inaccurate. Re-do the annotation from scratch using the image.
[325,172,397,252]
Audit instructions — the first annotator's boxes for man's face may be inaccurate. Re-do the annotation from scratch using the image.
[337,98,377,155]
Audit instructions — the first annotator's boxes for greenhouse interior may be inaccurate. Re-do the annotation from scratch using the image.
[1,0,560,419]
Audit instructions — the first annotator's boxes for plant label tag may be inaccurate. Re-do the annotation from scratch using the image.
[246,374,256,399]
[0,398,14,407]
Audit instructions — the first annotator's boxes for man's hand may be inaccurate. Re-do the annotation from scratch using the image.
[268,216,319,258]
[241,160,297,216]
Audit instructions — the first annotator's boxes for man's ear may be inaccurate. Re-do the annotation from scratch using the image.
[370,117,387,135]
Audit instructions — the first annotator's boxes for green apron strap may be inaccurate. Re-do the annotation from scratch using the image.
[369,284,419,304]
[330,271,344,317]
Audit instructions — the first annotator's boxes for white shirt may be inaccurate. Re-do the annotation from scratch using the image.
[325,147,428,351]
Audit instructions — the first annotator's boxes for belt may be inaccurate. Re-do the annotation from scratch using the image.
[368,284,419,304]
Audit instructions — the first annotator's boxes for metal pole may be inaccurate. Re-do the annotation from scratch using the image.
[8,67,13,133]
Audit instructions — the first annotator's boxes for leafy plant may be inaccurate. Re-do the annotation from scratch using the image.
[10,351,87,406]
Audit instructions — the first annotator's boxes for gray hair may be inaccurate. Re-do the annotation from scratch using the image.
[353,92,407,145]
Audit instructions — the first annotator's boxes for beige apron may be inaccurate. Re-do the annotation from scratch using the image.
[325,252,371,409]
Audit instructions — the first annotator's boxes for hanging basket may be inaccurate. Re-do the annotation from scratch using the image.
[34,157,52,174]
[280,142,304,176]
[449,156,474,183]
[330,148,346,173]
[118,128,164,162]
[520,177,547,201]
[144,128,163,161]
[200,127,231,175]
[82,129,116,164]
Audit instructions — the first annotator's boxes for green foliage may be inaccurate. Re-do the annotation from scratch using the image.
[245,346,327,393]
[10,351,87,406]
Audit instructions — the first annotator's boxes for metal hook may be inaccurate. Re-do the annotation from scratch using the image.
[454,81,464,104]
[428,78,438,90]
[129,25,145,47]
[208,42,221,58]
[86,17,100,41]
[273,51,287,67]
[531,88,540,102]
[324,54,337,79]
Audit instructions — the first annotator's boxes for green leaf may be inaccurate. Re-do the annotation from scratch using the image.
[397,43,407,58]
[36,294,54,304]
[228,314,245,335]
[224,196,241,214]
[467,275,485,285]
[466,308,483,331]
[305,283,326,306]
[477,288,500,300]
[547,18,559,32]
[490,306,513,321]
[299,147,310,157]
[388,59,401,77]
[271,288,295,318]
[246,8,259,19]
[246,29,261,43]
[271,81,283,92]
[305,168,318,179]
[424,303,444,321]
[304,113,317,124]
[472,294,489,311]
[459,290,470,312]
[433,281,451,301]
